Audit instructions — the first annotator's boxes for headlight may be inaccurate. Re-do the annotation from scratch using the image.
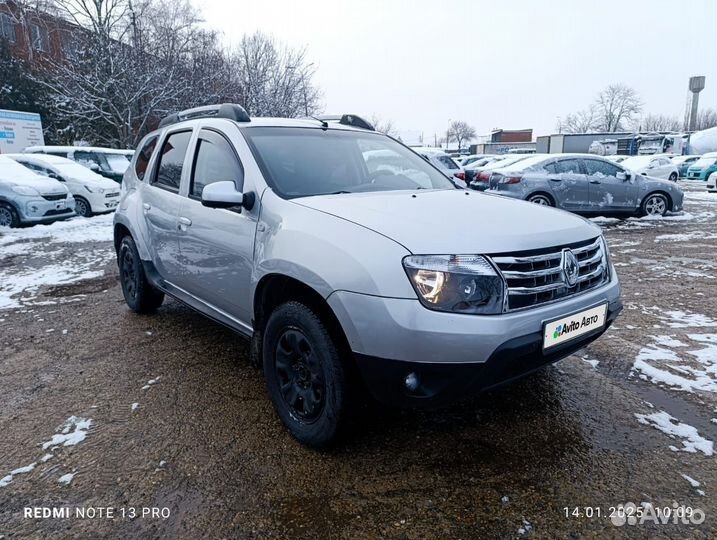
[85,185,105,194]
[403,255,505,314]
[600,236,612,280]
[11,185,40,196]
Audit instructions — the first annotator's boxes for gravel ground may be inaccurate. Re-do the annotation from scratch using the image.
[0,183,715,539]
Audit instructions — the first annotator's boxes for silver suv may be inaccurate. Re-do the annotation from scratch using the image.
[114,104,622,447]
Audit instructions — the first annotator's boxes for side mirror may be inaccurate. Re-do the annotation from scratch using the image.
[87,162,100,171]
[616,171,629,181]
[48,172,62,181]
[201,180,253,211]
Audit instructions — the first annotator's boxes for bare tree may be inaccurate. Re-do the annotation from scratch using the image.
[370,114,396,136]
[594,84,642,132]
[447,120,476,150]
[692,108,717,131]
[231,32,321,118]
[633,113,682,132]
[562,105,599,133]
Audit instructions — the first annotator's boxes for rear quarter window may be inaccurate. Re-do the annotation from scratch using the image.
[135,135,158,181]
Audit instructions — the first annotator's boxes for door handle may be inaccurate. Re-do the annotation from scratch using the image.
[142,203,151,213]
[589,180,601,184]
[178,216,192,231]
[549,178,561,182]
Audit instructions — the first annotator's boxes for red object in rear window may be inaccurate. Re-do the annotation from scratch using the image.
[454,171,465,180]
[478,171,492,181]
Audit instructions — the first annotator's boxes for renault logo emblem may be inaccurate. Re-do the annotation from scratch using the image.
[562,249,579,287]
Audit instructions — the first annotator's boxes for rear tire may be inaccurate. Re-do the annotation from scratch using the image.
[118,235,164,313]
[641,193,668,217]
[74,197,92,218]
[263,301,347,448]
[527,193,554,206]
[0,203,19,228]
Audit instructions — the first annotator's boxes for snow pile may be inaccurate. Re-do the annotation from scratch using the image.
[0,214,113,247]
[0,463,36,488]
[655,231,717,242]
[635,411,714,456]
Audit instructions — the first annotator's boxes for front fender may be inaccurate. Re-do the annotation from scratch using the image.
[253,191,416,301]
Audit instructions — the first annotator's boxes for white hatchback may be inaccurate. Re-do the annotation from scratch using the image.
[6,154,120,217]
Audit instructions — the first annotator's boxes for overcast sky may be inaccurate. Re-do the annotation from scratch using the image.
[198,0,717,142]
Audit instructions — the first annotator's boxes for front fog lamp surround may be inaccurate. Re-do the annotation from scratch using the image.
[403,255,505,314]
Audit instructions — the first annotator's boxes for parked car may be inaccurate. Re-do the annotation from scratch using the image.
[707,171,717,193]
[486,154,684,217]
[467,154,538,190]
[457,154,491,167]
[412,147,466,186]
[0,155,75,227]
[671,155,700,177]
[24,145,133,183]
[686,152,717,181]
[620,154,679,181]
[114,104,622,447]
[7,154,120,217]
[606,155,628,163]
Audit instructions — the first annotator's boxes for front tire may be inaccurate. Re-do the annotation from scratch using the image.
[0,203,19,228]
[118,235,164,313]
[74,197,92,218]
[668,172,678,182]
[641,193,668,217]
[263,301,347,448]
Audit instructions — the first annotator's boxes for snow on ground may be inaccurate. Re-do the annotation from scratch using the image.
[655,231,717,242]
[631,333,717,394]
[42,416,93,450]
[57,472,76,485]
[0,416,92,489]
[635,411,714,456]
[0,215,114,310]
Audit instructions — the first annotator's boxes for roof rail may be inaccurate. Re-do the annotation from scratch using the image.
[158,103,251,128]
[314,114,375,131]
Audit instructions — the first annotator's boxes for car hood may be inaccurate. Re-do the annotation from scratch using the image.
[75,176,118,190]
[4,176,68,195]
[293,189,601,254]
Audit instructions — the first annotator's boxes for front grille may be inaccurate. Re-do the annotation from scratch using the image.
[42,193,67,201]
[105,192,120,198]
[43,208,73,217]
[489,237,609,311]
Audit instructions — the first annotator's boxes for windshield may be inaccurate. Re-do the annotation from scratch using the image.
[693,155,717,168]
[0,157,42,181]
[621,156,652,169]
[499,155,550,172]
[105,153,131,173]
[243,127,456,198]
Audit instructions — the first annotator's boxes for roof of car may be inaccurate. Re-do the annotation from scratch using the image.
[24,145,134,154]
[5,153,74,165]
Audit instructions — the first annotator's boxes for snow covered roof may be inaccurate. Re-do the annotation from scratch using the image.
[24,145,134,154]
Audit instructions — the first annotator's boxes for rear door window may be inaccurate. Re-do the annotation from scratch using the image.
[583,159,621,178]
[437,155,459,169]
[555,159,582,174]
[152,131,192,192]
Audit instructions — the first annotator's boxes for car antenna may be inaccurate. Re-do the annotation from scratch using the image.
[310,116,329,129]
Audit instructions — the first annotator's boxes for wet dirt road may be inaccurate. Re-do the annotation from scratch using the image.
[1,185,715,539]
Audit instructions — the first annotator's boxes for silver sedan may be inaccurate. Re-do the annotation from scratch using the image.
[485,154,684,217]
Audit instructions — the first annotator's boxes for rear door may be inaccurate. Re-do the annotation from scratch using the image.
[175,127,258,323]
[584,158,636,211]
[142,129,193,281]
[544,158,588,209]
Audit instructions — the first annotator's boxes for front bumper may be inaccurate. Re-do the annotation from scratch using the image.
[18,196,76,224]
[328,271,622,406]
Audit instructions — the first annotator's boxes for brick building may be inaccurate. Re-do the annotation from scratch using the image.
[0,0,80,66]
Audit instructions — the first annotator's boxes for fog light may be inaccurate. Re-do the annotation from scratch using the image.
[404,372,419,392]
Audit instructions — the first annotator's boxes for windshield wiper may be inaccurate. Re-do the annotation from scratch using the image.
[326,190,353,195]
